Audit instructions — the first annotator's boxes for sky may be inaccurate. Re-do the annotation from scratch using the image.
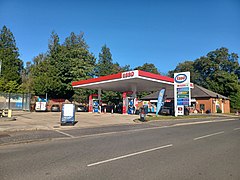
[0,0,239,73]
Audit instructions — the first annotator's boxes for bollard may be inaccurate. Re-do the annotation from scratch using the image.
[2,110,6,117]
[139,107,146,121]
[8,109,12,118]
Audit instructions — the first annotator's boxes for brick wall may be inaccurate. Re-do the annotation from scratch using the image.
[195,98,230,113]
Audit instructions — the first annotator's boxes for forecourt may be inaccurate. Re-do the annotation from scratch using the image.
[72,70,174,114]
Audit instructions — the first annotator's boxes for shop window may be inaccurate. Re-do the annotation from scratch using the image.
[200,104,205,111]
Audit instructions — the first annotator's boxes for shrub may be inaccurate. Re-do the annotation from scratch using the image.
[206,109,211,114]
[217,108,222,113]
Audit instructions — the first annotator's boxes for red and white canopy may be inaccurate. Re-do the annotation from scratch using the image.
[72,70,174,92]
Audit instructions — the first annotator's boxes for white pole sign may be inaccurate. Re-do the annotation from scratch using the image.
[174,72,191,116]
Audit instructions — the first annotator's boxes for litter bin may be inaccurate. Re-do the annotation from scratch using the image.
[139,107,146,121]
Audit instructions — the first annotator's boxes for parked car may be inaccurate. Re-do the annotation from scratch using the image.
[159,100,189,116]
[76,105,87,112]
[51,104,60,112]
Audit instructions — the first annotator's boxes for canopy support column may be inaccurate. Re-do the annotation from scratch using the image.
[98,88,102,113]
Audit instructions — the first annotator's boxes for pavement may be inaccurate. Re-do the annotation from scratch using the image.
[0,111,239,146]
[0,111,239,133]
[0,111,139,132]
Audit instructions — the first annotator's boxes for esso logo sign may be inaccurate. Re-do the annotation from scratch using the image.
[122,71,135,78]
[175,74,187,83]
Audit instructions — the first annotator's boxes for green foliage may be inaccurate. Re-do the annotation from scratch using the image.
[5,80,19,93]
[30,31,96,101]
[168,61,195,78]
[134,63,160,74]
[216,108,222,113]
[168,47,240,109]
[0,26,23,92]
[94,44,129,103]
[96,44,116,76]
[19,61,34,93]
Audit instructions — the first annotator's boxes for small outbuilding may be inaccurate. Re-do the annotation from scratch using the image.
[142,84,230,113]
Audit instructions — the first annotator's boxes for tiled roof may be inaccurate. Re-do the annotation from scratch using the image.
[141,84,229,100]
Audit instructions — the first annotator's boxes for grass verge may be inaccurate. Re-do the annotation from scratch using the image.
[141,114,233,121]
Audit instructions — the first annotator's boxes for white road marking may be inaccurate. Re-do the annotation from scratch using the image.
[174,118,236,127]
[234,127,240,131]
[52,118,236,141]
[80,126,168,138]
[55,130,75,138]
[194,131,224,140]
[87,144,173,167]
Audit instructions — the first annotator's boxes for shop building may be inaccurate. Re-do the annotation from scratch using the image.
[142,84,230,113]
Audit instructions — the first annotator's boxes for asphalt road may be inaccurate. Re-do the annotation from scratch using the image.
[0,118,239,180]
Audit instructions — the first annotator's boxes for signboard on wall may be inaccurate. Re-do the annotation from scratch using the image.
[174,72,191,116]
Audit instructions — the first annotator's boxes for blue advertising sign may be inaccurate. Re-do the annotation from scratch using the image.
[156,88,165,115]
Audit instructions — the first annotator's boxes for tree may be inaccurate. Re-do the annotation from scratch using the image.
[95,44,115,76]
[5,81,19,93]
[64,32,88,50]
[134,63,160,74]
[95,44,126,102]
[31,54,60,96]
[19,61,34,93]
[168,60,195,77]
[48,31,60,55]
[30,31,96,102]
[168,47,240,109]
[0,25,23,92]
[121,64,132,72]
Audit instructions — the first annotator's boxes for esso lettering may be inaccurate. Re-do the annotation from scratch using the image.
[175,74,187,83]
[122,71,134,78]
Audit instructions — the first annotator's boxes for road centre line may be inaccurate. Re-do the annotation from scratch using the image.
[80,126,168,138]
[54,118,237,141]
[194,131,224,140]
[87,144,173,167]
[55,130,75,138]
[174,118,236,127]
[234,127,240,131]
[75,118,237,139]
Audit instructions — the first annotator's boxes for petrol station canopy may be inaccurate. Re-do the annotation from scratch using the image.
[72,70,174,92]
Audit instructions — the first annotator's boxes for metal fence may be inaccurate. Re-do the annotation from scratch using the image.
[0,93,31,111]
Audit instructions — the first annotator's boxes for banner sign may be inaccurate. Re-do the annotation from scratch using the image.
[61,103,75,125]
[156,88,165,115]
[174,72,191,116]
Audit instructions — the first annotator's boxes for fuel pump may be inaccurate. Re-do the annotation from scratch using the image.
[122,91,136,114]
[93,100,99,113]
[89,94,99,113]
[127,98,134,114]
